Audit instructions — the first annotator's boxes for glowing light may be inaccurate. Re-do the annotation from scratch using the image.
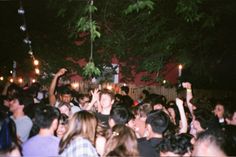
[71,82,79,89]
[107,85,113,90]
[18,8,25,14]
[10,70,13,74]
[163,80,166,84]
[0,77,4,81]
[123,83,127,86]
[18,78,23,84]
[178,64,183,77]
[32,79,36,83]
[10,78,14,83]
[28,50,33,55]
[178,64,183,70]
[33,59,39,66]
[23,38,31,44]
[35,68,40,75]
[20,25,26,31]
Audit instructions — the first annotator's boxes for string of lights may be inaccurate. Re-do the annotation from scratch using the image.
[17,0,40,83]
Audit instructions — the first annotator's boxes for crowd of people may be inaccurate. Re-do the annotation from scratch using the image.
[0,68,236,157]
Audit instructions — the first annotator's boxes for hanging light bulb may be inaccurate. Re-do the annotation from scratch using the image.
[163,80,166,84]
[10,78,14,83]
[23,38,31,44]
[18,78,23,84]
[0,76,4,81]
[28,50,33,55]
[18,7,25,14]
[35,68,40,75]
[33,59,39,66]
[20,25,26,31]
[32,79,36,83]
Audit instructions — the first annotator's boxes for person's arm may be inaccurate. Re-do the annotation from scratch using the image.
[182,82,194,116]
[49,68,67,106]
[176,98,188,134]
[2,82,10,96]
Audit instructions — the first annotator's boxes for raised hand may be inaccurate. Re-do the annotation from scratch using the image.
[182,82,192,89]
[55,68,67,77]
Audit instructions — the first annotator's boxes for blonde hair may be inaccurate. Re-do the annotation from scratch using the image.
[103,124,139,157]
[59,111,97,154]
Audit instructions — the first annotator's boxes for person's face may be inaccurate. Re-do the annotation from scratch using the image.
[230,112,236,125]
[127,119,135,130]
[60,94,72,103]
[100,94,114,108]
[56,123,67,138]
[79,97,90,107]
[214,104,224,118]
[59,105,70,116]
[192,119,203,133]
[9,99,22,112]
[153,104,163,110]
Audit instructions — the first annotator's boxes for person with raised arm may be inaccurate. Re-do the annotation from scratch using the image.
[49,68,80,115]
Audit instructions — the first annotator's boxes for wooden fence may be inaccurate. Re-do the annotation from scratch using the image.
[70,81,236,102]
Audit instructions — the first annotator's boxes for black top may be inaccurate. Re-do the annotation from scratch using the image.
[96,112,110,128]
[138,137,163,157]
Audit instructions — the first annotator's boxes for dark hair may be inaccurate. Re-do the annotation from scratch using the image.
[137,103,153,118]
[166,102,180,126]
[110,105,129,125]
[194,108,219,130]
[196,126,236,156]
[34,106,60,129]
[121,86,129,95]
[143,94,166,107]
[59,113,69,125]
[0,112,20,153]
[58,86,72,95]
[146,110,170,134]
[7,83,23,99]
[158,134,193,155]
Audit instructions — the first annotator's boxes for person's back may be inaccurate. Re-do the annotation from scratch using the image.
[138,110,170,157]
[22,105,60,156]
[23,134,60,156]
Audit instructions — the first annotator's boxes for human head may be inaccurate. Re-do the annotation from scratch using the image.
[57,102,71,117]
[34,106,60,130]
[159,134,193,156]
[213,102,225,119]
[193,108,219,133]
[146,110,170,138]
[225,107,236,125]
[109,105,130,128]
[144,94,166,110]
[56,113,69,139]
[104,124,139,157]
[8,93,34,114]
[192,129,229,157]
[121,86,129,95]
[58,86,73,104]
[166,102,180,126]
[137,103,153,119]
[77,94,90,107]
[99,89,114,109]
[59,110,97,154]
